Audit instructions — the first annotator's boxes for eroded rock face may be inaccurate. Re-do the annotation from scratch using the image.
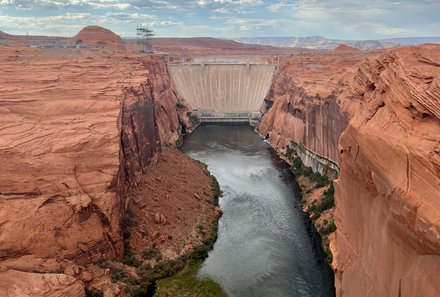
[258,50,371,169]
[0,46,193,294]
[127,149,219,262]
[0,46,133,263]
[334,44,440,296]
[259,44,440,295]
[0,269,85,297]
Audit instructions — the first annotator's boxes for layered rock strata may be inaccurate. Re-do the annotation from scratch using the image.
[0,46,195,295]
[333,44,440,296]
[260,44,440,296]
[258,50,372,175]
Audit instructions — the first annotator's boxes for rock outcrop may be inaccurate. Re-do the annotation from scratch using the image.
[70,26,126,50]
[259,44,440,295]
[0,45,195,294]
[127,149,219,261]
[0,46,130,264]
[0,269,85,297]
[258,50,372,175]
[333,44,440,296]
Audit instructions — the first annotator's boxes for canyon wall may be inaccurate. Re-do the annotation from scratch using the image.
[333,45,440,296]
[258,50,369,175]
[260,45,440,296]
[0,46,192,295]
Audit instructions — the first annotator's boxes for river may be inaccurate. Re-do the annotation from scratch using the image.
[182,125,335,297]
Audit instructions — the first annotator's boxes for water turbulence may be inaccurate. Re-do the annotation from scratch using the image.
[182,125,335,297]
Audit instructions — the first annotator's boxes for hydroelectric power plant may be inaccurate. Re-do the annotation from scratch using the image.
[169,57,275,124]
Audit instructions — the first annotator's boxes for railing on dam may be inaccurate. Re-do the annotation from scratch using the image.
[167,56,278,66]
[197,111,262,126]
[199,116,250,125]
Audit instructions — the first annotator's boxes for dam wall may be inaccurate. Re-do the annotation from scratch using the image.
[169,62,275,113]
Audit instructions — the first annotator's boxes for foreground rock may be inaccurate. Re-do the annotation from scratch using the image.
[334,44,440,296]
[0,269,85,297]
[0,45,196,295]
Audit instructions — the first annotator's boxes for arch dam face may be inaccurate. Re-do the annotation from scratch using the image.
[168,58,275,124]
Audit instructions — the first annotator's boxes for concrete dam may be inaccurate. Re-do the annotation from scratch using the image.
[169,59,275,123]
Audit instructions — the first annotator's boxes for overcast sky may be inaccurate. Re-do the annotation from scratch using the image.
[0,0,439,39]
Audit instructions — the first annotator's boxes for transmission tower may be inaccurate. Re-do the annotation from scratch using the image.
[136,25,154,53]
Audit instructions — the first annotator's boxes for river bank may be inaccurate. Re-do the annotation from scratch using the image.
[259,133,337,266]
[81,148,225,296]
[84,124,337,297]
[182,125,334,297]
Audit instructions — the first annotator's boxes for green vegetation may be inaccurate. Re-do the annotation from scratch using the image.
[85,289,104,297]
[309,183,335,220]
[290,155,329,188]
[125,281,154,297]
[176,102,185,109]
[175,135,183,148]
[322,236,333,264]
[155,260,227,297]
[108,171,224,296]
[142,245,161,260]
[186,111,200,127]
[122,207,138,241]
[129,215,220,296]
[211,175,223,206]
[94,259,111,269]
[111,267,130,283]
[121,207,142,268]
[144,175,222,295]
[122,249,142,268]
[285,146,336,265]
[319,219,336,236]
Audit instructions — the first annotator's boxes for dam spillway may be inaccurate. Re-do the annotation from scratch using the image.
[168,59,275,118]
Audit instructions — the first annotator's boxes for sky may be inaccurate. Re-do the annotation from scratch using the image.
[0,0,439,39]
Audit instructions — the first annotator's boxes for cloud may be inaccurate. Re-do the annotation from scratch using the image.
[262,0,440,39]
[0,0,439,38]
[0,10,179,36]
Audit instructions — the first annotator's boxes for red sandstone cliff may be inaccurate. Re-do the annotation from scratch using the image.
[333,44,440,296]
[0,46,195,295]
[260,44,440,296]
[258,50,372,172]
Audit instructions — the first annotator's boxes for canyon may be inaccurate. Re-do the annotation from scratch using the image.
[259,44,440,296]
[0,32,215,295]
[0,26,439,297]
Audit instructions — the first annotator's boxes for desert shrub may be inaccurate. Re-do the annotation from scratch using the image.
[186,112,200,126]
[111,268,128,282]
[311,213,321,220]
[142,245,160,260]
[319,219,336,236]
[122,255,141,267]
[211,175,223,206]
[94,259,111,269]
[85,289,103,297]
